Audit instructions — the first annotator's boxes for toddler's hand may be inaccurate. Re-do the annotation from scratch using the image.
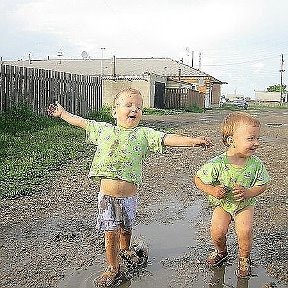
[194,136,213,149]
[233,184,249,202]
[212,185,226,199]
[47,101,64,117]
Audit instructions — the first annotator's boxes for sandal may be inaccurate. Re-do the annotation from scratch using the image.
[120,248,148,268]
[236,257,251,278]
[207,250,228,267]
[94,266,124,287]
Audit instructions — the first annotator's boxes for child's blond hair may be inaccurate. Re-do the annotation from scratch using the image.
[221,112,260,147]
[113,88,142,107]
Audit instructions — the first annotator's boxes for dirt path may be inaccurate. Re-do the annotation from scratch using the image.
[1,109,287,288]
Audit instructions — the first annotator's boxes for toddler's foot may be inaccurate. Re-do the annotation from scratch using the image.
[236,257,251,278]
[120,248,148,269]
[94,266,124,287]
[207,249,228,266]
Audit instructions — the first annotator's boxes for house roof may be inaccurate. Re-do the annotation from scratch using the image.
[1,57,225,83]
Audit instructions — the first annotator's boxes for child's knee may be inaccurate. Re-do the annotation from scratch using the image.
[236,225,253,239]
[210,224,227,239]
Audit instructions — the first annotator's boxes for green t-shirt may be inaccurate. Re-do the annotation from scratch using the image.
[196,153,270,213]
[85,121,166,185]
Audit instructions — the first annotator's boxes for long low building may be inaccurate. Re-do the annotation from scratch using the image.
[1,57,227,109]
[254,91,282,103]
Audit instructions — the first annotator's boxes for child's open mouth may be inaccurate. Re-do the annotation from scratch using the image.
[129,115,136,119]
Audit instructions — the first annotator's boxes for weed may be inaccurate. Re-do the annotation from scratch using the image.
[88,105,114,123]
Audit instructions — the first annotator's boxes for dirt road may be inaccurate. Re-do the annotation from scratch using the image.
[1,108,287,288]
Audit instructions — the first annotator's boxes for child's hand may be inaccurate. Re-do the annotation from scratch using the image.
[47,101,64,117]
[212,185,226,199]
[233,184,249,202]
[193,136,213,149]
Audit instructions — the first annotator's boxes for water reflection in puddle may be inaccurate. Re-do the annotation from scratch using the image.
[194,263,286,288]
[57,200,286,288]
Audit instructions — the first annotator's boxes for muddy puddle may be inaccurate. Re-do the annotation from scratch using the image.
[57,200,286,288]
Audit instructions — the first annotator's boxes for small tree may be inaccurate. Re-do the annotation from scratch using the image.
[266,84,287,93]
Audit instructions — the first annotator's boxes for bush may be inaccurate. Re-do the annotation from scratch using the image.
[183,104,203,113]
[88,105,114,123]
[0,103,57,135]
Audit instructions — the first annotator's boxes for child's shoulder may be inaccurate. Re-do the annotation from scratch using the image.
[208,152,226,164]
[136,126,165,135]
[249,155,266,166]
[199,153,226,170]
[87,120,113,128]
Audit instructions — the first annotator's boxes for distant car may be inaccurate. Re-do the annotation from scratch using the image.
[233,99,248,110]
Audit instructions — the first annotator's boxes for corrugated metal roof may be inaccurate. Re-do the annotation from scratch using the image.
[1,57,224,82]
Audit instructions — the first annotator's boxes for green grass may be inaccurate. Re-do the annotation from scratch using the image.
[88,105,114,123]
[143,106,203,115]
[0,105,92,198]
[217,102,288,111]
[248,103,288,110]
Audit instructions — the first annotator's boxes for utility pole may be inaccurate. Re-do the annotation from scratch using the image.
[280,54,285,103]
[198,52,202,70]
[191,50,194,68]
[100,47,106,76]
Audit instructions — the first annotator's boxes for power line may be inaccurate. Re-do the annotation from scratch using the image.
[203,55,286,67]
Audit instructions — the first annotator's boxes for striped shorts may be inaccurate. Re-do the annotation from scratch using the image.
[97,192,137,232]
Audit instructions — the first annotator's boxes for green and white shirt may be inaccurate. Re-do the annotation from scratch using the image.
[85,121,166,186]
[196,153,270,213]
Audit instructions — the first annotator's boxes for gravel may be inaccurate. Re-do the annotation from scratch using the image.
[1,109,287,288]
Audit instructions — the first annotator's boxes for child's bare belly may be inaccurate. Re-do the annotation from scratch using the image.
[100,178,137,197]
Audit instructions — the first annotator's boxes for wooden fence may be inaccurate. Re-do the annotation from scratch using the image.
[165,88,204,109]
[0,64,102,116]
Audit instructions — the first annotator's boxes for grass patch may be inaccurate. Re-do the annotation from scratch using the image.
[87,105,114,123]
[0,104,93,198]
[183,104,204,113]
[143,107,181,115]
[248,103,288,110]
[143,106,203,115]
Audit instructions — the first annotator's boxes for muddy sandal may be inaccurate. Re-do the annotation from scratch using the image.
[94,266,124,287]
[236,257,251,278]
[120,248,148,269]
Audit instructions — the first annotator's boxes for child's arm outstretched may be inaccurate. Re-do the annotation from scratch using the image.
[47,102,87,129]
[163,134,213,148]
[194,176,226,199]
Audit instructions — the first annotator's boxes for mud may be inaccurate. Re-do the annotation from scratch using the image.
[1,109,287,288]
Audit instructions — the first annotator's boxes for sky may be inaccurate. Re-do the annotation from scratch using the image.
[1,0,288,99]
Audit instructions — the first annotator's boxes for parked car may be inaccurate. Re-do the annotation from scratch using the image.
[233,99,248,110]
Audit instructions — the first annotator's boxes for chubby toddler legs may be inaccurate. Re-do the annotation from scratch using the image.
[207,206,254,278]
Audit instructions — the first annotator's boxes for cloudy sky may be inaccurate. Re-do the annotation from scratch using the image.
[1,0,287,98]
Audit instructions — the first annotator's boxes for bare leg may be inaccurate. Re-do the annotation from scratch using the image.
[234,206,254,258]
[94,230,122,287]
[210,206,232,253]
[119,227,131,251]
[105,229,120,270]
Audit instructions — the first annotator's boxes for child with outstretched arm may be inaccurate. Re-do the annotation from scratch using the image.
[194,112,269,278]
[48,88,212,287]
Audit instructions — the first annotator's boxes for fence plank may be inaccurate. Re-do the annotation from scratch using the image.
[0,64,102,116]
[165,88,204,109]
